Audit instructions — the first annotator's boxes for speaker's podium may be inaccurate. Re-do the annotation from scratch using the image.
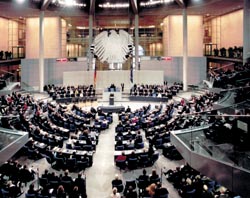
[102,88,122,102]
[99,88,124,113]
[109,93,114,105]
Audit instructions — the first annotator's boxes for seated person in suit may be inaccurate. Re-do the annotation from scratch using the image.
[138,169,149,182]
[115,137,123,147]
[4,180,22,197]
[149,169,160,184]
[61,169,73,183]
[49,171,60,182]
[41,169,50,179]
[27,183,41,195]
[116,151,127,162]
[112,174,123,186]
[125,185,137,198]
[134,134,143,146]
[74,173,87,198]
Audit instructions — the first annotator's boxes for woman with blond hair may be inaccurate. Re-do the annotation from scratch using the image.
[111,187,121,198]
[146,183,156,197]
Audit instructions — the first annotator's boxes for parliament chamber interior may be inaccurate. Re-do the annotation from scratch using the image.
[0,0,250,198]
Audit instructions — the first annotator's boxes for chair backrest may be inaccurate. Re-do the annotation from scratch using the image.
[137,179,149,189]
[115,145,124,151]
[49,180,59,189]
[39,177,48,187]
[159,194,169,198]
[83,145,92,151]
[1,189,9,197]
[150,177,160,185]
[125,180,137,190]
[67,157,76,164]
[112,183,124,193]
[61,180,72,193]
[25,194,36,198]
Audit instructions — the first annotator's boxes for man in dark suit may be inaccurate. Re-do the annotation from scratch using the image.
[61,169,73,183]
[74,173,87,198]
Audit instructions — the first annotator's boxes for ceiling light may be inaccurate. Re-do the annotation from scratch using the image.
[16,0,25,4]
[140,0,174,7]
[55,0,86,7]
[76,26,85,29]
[99,2,129,9]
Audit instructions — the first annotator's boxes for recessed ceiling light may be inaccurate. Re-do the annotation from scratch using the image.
[16,0,25,4]
[76,26,85,29]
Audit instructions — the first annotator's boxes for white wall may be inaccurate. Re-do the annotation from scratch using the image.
[141,57,206,85]
[163,15,203,57]
[21,59,89,90]
[220,10,243,48]
[0,18,9,51]
[21,57,206,90]
[63,70,164,89]
[26,17,64,59]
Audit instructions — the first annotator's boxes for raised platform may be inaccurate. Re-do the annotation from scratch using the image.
[55,96,97,103]
[129,96,169,102]
[97,105,125,113]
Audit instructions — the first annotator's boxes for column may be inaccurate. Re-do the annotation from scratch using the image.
[183,9,188,91]
[243,0,250,64]
[135,14,139,70]
[88,15,93,71]
[39,11,44,92]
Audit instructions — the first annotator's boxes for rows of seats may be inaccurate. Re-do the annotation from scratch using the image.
[44,84,96,102]
[111,169,169,198]
[115,105,162,170]
[0,92,105,173]
[0,160,35,197]
[209,63,250,89]
[34,170,87,198]
[164,164,239,198]
[204,114,250,151]
[130,83,183,98]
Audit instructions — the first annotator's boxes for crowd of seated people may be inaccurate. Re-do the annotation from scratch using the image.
[204,111,250,151]
[44,84,96,102]
[115,130,144,150]
[130,82,183,98]
[115,143,159,170]
[115,91,221,164]
[0,92,108,173]
[35,170,87,198]
[0,160,36,197]
[111,169,169,198]
[209,63,250,89]
[164,164,239,198]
